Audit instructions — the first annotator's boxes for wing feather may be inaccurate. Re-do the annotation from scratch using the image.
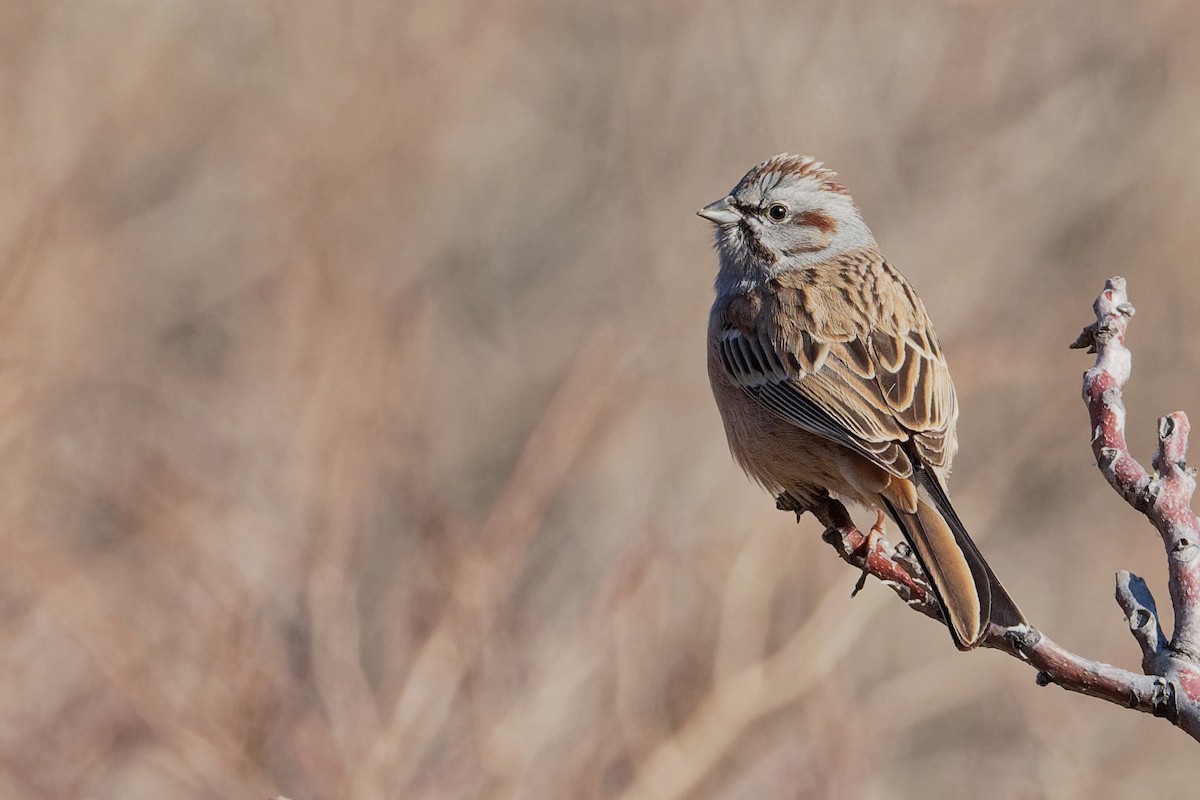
[718,255,958,477]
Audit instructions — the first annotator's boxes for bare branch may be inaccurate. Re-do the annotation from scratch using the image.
[812,277,1200,743]
[797,493,940,623]
[812,493,1178,725]
[1115,570,1166,671]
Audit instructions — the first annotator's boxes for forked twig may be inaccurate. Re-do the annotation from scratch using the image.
[812,277,1200,742]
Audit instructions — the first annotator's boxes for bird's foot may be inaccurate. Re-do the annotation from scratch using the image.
[851,510,887,597]
[775,492,806,523]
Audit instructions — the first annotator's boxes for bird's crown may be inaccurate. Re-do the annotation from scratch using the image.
[735,154,849,198]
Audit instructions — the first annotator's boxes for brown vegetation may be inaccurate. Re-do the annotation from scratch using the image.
[2,2,1200,798]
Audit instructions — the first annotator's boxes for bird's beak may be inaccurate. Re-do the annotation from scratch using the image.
[697,196,742,225]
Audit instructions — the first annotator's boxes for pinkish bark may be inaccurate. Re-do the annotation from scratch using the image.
[811,277,1200,743]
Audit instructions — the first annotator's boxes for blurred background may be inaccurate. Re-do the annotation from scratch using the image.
[2,1,1200,798]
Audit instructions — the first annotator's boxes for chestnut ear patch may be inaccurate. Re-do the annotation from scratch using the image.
[796,210,837,234]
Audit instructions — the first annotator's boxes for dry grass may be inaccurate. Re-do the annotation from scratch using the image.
[2,1,1200,798]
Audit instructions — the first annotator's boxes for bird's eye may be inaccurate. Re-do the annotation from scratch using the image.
[767,203,788,221]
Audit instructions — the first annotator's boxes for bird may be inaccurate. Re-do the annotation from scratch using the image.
[697,153,1025,650]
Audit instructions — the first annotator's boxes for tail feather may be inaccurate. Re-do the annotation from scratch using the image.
[884,468,1026,650]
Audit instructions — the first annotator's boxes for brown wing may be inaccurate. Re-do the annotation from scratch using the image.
[717,255,958,478]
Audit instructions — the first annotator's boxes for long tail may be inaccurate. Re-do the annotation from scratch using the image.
[882,467,1026,650]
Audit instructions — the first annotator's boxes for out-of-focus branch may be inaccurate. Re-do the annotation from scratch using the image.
[813,277,1200,743]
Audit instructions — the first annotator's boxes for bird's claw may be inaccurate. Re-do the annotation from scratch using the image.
[851,510,887,597]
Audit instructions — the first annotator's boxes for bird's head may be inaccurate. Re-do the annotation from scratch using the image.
[699,154,876,283]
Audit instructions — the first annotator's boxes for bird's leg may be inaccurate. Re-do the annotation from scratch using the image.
[869,508,887,539]
[851,509,888,597]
